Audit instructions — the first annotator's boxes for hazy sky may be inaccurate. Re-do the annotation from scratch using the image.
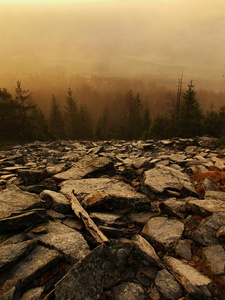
[0,0,225,81]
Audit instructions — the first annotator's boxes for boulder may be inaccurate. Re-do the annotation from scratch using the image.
[0,184,43,219]
[155,269,183,299]
[112,282,145,300]
[55,245,105,300]
[60,178,151,211]
[28,221,90,264]
[202,245,225,276]
[142,216,184,249]
[53,156,114,181]
[192,212,225,245]
[164,256,213,299]
[144,165,197,196]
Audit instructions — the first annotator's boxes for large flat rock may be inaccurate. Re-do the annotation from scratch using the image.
[142,216,184,249]
[164,256,213,299]
[144,165,197,196]
[40,189,72,214]
[186,198,225,216]
[0,209,47,233]
[53,156,113,181]
[29,221,90,264]
[0,245,62,293]
[55,245,105,300]
[0,185,43,219]
[0,240,37,273]
[192,212,225,245]
[202,245,225,276]
[132,234,164,268]
[60,178,150,211]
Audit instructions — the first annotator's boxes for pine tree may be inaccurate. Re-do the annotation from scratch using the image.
[95,108,111,140]
[179,81,203,137]
[77,103,93,139]
[49,95,65,139]
[64,87,78,139]
[15,80,34,123]
[124,90,143,139]
[0,88,19,140]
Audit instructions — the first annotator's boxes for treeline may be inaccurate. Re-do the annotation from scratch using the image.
[1,80,225,143]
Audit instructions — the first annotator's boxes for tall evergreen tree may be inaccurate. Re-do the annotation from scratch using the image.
[124,90,143,139]
[95,108,111,140]
[64,87,78,139]
[179,81,203,137]
[141,107,151,139]
[15,80,34,123]
[77,103,93,139]
[0,88,19,140]
[49,95,65,138]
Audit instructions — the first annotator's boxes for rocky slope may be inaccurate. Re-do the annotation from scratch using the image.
[0,137,225,299]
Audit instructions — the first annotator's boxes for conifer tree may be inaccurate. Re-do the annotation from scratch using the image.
[15,80,34,123]
[77,103,93,139]
[0,88,19,140]
[64,87,78,139]
[179,81,203,137]
[124,90,143,139]
[49,95,65,138]
[95,108,111,140]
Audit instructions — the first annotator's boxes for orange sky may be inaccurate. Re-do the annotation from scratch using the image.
[0,0,225,84]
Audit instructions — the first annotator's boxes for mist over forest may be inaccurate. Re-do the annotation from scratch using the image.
[1,0,225,143]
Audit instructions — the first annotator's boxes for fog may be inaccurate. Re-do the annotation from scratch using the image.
[0,0,225,83]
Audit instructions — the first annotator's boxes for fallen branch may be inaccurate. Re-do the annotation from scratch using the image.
[63,190,109,244]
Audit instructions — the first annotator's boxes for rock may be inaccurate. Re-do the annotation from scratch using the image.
[136,267,158,286]
[60,178,151,211]
[0,209,47,233]
[159,198,186,219]
[55,245,105,300]
[62,218,83,230]
[127,211,157,225]
[53,156,114,181]
[82,192,109,208]
[0,279,20,300]
[17,168,48,185]
[144,165,197,196]
[112,282,145,300]
[0,233,28,246]
[132,235,164,268]
[40,189,72,213]
[0,184,44,219]
[186,198,225,216]
[20,286,45,300]
[202,245,225,276]
[202,178,217,192]
[155,269,183,299]
[28,221,90,264]
[148,286,161,300]
[0,245,62,292]
[205,190,225,202]
[0,240,37,272]
[89,212,125,227]
[164,256,213,299]
[142,217,184,249]
[46,163,68,175]
[192,212,225,245]
[216,225,225,242]
[175,239,192,261]
[46,209,66,219]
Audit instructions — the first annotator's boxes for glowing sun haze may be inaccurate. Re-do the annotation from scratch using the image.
[0,0,225,84]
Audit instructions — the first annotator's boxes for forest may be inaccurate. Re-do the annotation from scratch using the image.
[1,76,225,144]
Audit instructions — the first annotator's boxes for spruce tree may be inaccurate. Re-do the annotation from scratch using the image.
[49,95,65,139]
[64,87,78,139]
[179,81,203,137]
